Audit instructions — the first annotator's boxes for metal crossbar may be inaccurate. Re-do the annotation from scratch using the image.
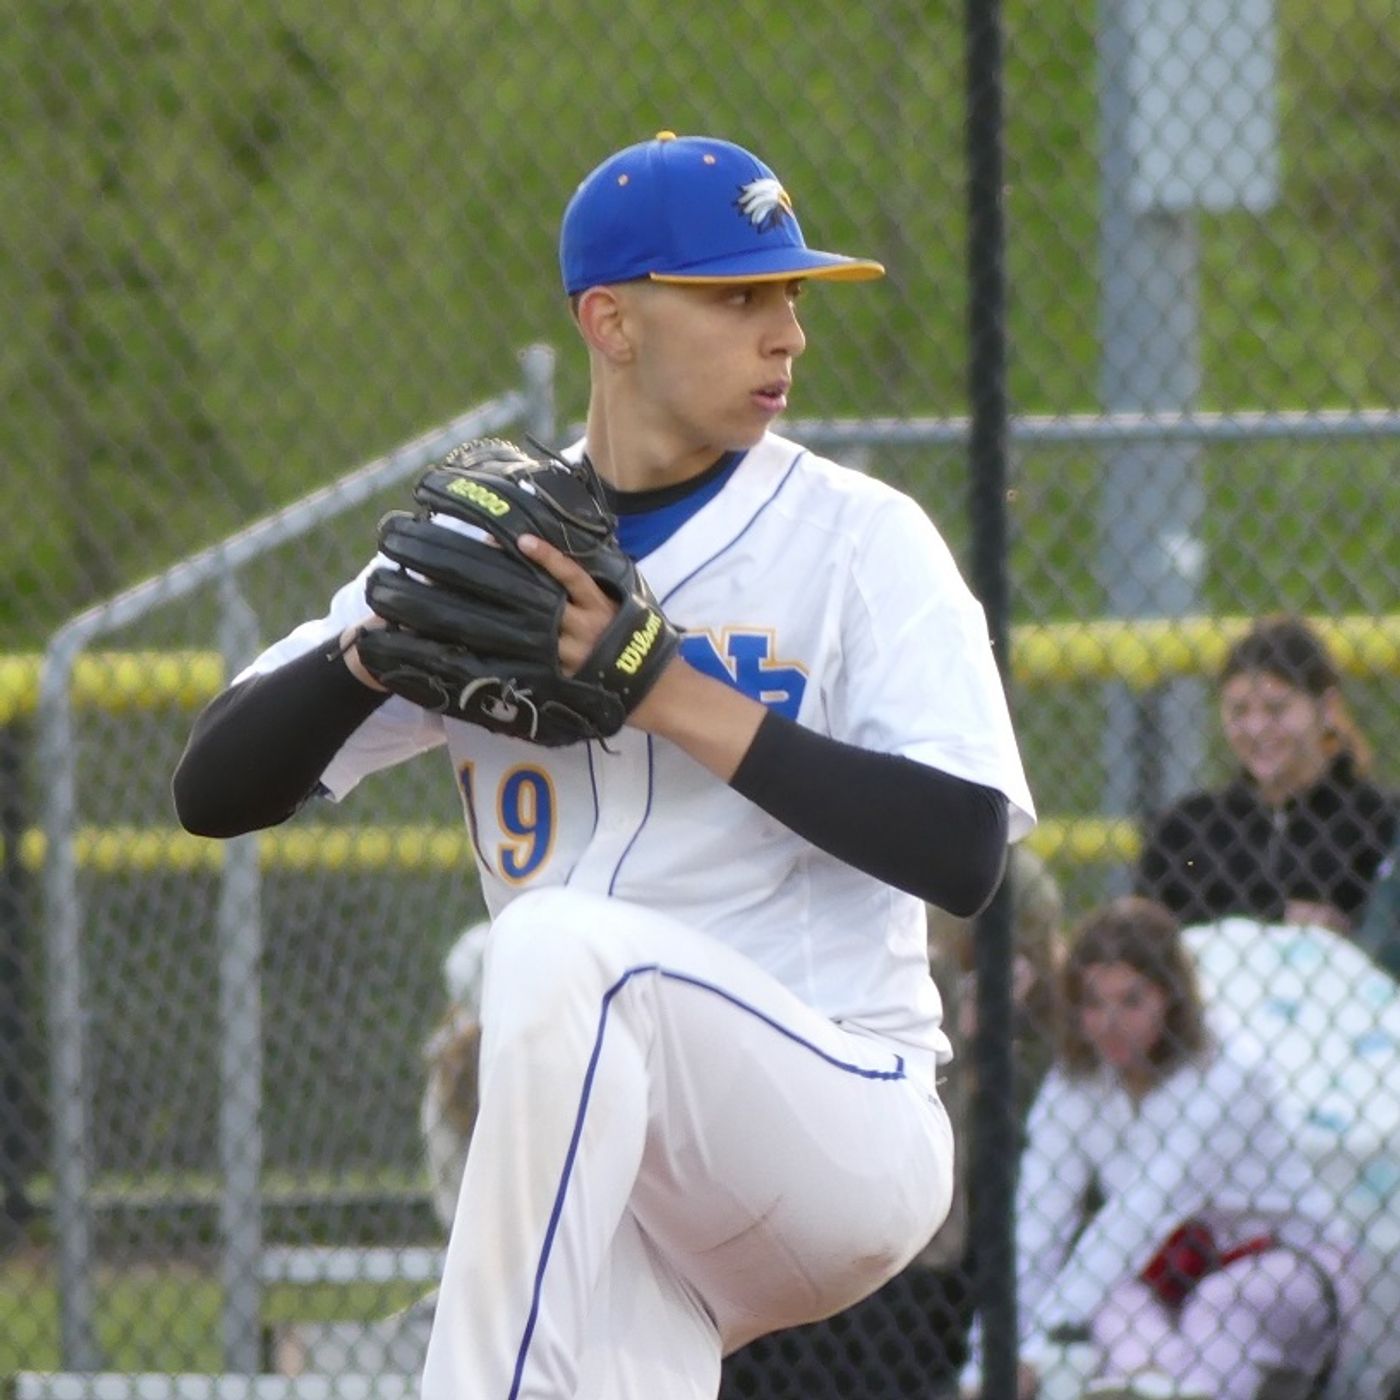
[258,1246,444,1287]
[12,1377,418,1400]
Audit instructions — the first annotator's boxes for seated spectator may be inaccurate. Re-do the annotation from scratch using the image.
[920,842,1066,1290]
[935,843,1066,1137]
[1136,615,1395,936]
[420,921,489,1234]
[969,896,1358,1400]
[1352,833,1400,979]
[1181,916,1400,1400]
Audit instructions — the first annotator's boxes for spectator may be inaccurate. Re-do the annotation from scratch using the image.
[1352,833,1400,980]
[921,842,1066,1297]
[936,842,1066,1135]
[1136,615,1395,935]
[420,922,488,1234]
[967,896,1358,1400]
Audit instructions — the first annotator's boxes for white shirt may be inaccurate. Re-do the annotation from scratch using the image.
[239,432,1036,1059]
[1016,1037,1346,1349]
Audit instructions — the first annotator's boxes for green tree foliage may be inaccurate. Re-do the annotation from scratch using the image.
[2,1,342,634]
[1,0,1396,647]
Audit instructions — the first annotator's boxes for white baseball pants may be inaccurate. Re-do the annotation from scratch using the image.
[420,887,953,1400]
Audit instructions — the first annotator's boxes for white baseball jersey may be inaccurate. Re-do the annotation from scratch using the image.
[241,431,1035,1060]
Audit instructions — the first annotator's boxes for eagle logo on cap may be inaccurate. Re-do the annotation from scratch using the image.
[736,177,794,232]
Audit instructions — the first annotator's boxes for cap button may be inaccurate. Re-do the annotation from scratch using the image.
[655,130,677,141]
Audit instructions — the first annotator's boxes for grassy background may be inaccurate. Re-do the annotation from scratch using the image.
[0,1249,424,1373]
[1,0,1397,645]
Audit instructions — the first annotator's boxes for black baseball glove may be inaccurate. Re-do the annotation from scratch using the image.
[357,438,679,746]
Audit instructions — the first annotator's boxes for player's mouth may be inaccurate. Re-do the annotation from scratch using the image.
[752,380,790,415]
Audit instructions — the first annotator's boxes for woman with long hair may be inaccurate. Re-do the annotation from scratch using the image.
[1004,897,1357,1400]
[1137,615,1395,935]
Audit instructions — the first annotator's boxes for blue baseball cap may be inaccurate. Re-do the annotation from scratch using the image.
[559,131,885,295]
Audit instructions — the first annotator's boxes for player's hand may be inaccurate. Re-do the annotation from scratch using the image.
[521,532,709,742]
[340,619,390,692]
[517,533,619,675]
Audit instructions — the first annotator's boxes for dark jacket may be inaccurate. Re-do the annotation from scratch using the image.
[1135,755,1396,927]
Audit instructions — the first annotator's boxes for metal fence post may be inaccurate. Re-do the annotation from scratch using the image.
[1096,0,1205,856]
[966,0,1022,1394]
[39,627,101,1371]
[1095,0,1280,858]
[519,342,557,447]
[217,569,265,1373]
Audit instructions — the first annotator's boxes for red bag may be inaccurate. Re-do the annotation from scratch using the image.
[1140,1220,1276,1308]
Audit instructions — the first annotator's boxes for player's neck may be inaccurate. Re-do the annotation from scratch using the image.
[584,391,730,494]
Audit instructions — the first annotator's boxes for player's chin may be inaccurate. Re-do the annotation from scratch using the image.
[725,413,775,451]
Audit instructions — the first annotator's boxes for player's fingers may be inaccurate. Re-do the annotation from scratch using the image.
[519,533,616,674]
[519,535,606,607]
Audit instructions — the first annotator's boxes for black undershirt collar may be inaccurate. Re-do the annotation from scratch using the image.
[597,451,742,515]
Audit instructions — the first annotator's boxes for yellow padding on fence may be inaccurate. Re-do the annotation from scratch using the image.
[8,818,1136,871]
[1,614,1396,721]
[1027,817,1141,863]
[11,825,471,874]
[0,650,225,723]
[1011,612,1400,687]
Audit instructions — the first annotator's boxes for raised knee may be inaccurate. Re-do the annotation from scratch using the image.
[484,890,634,1010]
[489,888,583,949]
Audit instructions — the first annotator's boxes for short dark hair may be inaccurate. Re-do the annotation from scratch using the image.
[1058,896,1210,1080]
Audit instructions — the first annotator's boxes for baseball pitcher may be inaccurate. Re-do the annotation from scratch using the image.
[174,132,1036,1400]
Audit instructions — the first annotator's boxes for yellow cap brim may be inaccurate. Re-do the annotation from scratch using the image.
[650,260,885,286]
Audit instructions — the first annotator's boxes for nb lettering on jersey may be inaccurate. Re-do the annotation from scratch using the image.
[678,630,807,719]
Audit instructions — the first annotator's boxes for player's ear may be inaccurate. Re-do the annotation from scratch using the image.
[575,286,634,364]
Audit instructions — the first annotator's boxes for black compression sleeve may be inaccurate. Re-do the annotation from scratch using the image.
[729,710,1010,915]
[171,637,389,838]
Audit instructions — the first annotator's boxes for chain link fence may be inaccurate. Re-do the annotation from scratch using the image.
[3,0,1398,1395]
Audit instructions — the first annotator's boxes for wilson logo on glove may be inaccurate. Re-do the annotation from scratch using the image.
[616,611,663,677]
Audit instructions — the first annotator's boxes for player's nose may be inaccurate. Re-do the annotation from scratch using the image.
[768,296,807,359]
